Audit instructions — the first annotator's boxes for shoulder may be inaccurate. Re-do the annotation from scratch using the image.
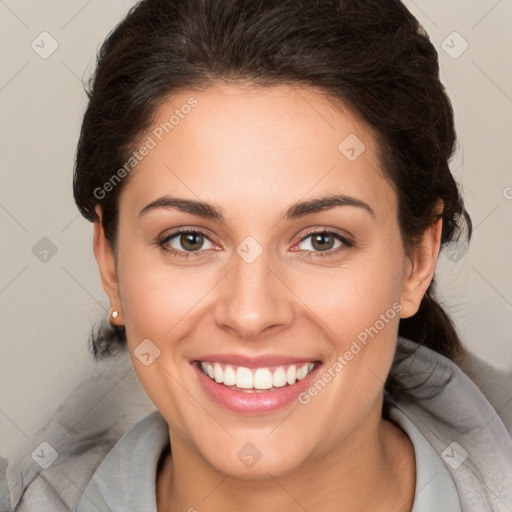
[392,337,512,436]
[389,337,512,511]
[2,352,155,511]
[1,456,11,511]
[75,410,169,512]
[458,348,512,436]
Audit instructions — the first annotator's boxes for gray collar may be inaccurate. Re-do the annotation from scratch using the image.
[76,410,169,512]
[386,337,512,511]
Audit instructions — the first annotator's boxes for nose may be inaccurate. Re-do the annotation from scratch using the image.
[213,248,295,341]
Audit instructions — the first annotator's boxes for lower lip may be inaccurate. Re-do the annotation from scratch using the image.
[193,362,320,414]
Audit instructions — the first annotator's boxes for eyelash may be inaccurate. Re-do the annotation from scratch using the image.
[158,228,215,260]
[157,227,354,260]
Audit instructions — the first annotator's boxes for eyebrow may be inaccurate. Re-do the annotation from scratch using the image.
[138,193,375,222]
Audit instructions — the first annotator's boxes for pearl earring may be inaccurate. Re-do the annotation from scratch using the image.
[109,306,119,322]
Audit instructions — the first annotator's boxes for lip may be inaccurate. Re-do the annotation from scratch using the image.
[192,360,321,414]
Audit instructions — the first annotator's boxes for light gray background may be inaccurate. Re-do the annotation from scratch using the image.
[1,0,511,460]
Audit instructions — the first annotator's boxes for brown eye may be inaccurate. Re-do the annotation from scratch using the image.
[293,229,354,258]
[179,232,204,251]
[310,233,336,251]
[298,231,345,252]
[159,229,216,257]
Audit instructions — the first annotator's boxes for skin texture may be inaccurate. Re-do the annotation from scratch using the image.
[93,84,442,511]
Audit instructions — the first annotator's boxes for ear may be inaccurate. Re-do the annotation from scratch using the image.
[399,215,443,319]
[93,205,123,324]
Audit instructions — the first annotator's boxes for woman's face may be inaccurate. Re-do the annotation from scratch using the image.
[95,84,434,477]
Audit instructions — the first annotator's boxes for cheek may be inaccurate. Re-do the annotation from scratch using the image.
[115,248,216,419]
[118,257,214,344]
[292,243,406,417]
[292,250,405,343]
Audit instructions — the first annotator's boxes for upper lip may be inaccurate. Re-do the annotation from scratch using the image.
[193,354,320,368]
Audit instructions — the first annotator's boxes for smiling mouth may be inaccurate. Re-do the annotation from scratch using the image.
[198,361,318,393]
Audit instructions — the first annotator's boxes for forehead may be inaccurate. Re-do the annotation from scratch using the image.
[120,83,396,222]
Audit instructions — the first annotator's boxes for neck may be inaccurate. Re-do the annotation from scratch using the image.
[157,408,415,512]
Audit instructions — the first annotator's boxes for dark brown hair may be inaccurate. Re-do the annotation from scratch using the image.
[73,0,472,389]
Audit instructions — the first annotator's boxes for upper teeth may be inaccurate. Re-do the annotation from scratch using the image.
[200,362,315,390]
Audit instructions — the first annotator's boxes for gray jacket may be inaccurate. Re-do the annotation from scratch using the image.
[2,337,512,511]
